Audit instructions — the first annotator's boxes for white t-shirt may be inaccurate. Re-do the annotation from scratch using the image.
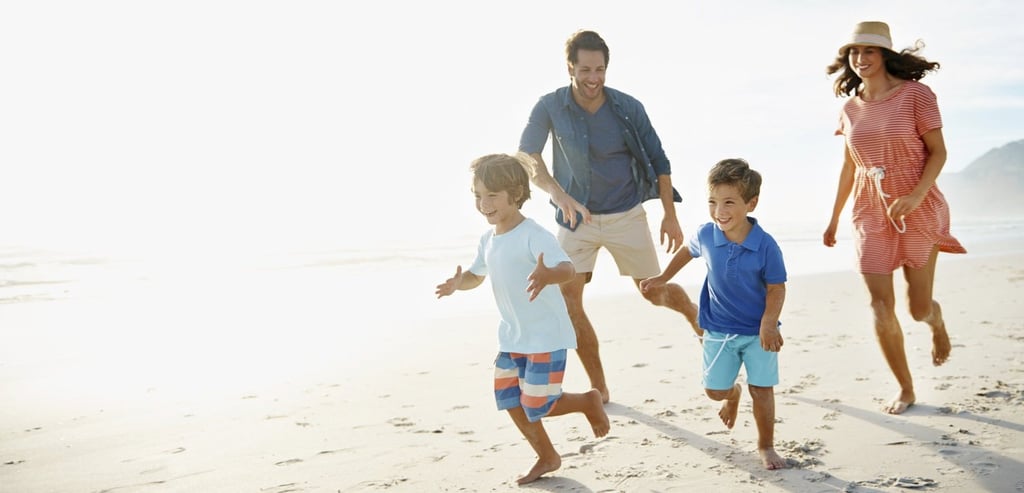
[469,218,577,353]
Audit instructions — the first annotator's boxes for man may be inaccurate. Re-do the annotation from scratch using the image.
[519,30,700,403]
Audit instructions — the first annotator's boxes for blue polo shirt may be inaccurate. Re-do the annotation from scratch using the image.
[689,217,787,336]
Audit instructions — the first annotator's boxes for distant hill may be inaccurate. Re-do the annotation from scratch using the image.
[939,139,1024,219]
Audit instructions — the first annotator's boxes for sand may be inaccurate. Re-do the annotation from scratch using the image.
[1,241,1022,492]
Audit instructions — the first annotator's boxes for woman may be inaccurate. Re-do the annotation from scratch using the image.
[823,21,966,415]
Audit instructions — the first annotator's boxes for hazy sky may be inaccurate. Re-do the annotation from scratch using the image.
[3,1,1022,253]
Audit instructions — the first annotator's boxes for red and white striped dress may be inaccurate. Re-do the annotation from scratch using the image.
[837,80,966,275]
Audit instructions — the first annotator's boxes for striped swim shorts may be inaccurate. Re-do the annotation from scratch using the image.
[493,350,567,422]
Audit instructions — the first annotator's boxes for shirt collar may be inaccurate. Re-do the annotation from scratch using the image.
[712,216,763,251]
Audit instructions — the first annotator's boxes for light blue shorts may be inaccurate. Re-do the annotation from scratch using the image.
[701,330,778,390]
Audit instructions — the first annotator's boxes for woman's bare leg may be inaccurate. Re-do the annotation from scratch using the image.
[863,273,915,414]
[903,247,950,366]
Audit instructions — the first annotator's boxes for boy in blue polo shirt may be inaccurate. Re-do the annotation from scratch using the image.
[640,158,789,470]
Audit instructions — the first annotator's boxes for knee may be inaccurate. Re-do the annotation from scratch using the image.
[747,384,773,399]
[705,388,731,401]
[560,289,586,317]
[639,284,667,306]
[868,298,896,319]
[908,299,934,322]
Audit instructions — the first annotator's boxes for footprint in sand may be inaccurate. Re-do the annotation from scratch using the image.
[891,477,937,489]
[387,417,414,427]
[574,436,617,455]
[968,460,998,476]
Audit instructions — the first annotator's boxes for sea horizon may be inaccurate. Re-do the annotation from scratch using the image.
[1,212,1021,406]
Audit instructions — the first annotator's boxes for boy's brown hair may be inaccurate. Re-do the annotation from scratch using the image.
[470,153,533,209]
[708,158,762,203]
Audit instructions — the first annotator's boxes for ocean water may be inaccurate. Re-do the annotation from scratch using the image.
[1,214,1020,402]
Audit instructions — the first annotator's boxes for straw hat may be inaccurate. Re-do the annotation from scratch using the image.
[838,21,893,55]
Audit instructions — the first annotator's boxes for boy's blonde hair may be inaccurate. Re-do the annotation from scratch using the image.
[708,158,762,203]
[470,152,534,209]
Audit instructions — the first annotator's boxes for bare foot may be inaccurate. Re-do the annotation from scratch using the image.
[928,301,951,366]
[759,448,789,470]
[718,383,742,429]
[515,457,560,485]
[598,388,610,404]
[583,389,610,437]
[883,390,916,414]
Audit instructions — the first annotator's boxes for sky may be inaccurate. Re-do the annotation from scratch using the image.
[2,1,1022,255]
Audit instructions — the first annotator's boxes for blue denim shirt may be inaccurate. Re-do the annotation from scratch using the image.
[519,85,681,228]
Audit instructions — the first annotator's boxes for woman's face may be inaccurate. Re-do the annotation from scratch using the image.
[848,45,886,78]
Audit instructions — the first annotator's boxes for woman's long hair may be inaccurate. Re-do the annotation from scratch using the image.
[827,40,941,97]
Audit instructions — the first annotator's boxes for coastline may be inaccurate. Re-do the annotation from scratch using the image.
[1,233,1022,491]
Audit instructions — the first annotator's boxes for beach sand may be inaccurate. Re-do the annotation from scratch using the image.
[1,243,1023,492]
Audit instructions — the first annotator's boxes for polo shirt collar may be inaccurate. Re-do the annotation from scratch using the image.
[712,216,763,251]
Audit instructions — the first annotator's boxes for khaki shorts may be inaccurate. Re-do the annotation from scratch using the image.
[557,203,660,279]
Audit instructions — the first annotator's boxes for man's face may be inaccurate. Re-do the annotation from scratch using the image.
[569,49,606,104]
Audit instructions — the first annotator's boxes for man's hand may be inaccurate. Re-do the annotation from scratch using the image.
[552,190,591,230]
[660,216,684,253]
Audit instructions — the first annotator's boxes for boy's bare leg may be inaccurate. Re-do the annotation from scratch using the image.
[561,275,609,403]
[506,407,560,485]
[864,273,916,414]
[546,389,610,437]
[706,383,742,429]
[748,384,788,470]
[506,390,609,485]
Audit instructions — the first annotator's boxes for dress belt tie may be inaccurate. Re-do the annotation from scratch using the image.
[865,166,907,233]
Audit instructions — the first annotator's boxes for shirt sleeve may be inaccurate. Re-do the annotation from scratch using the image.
[688,223,706,259]
[913,83,943,137]
[519,98,552,155]
[762,236,787,285]
[529,225,571,267]
[468,231,490,276]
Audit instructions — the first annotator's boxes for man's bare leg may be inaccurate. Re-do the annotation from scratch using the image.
[636,280,702,338]
[506,407,560,485]
[561,274,608,403]
[748,384,788,470]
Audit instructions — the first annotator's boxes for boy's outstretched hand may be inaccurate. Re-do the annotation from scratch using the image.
[526,253,551,302]
[435,265,463,299]
[638,275,665,294]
